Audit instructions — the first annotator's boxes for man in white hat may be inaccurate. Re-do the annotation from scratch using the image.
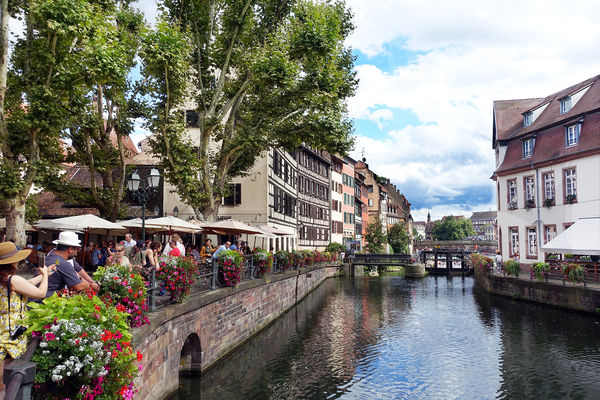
[43,231,96,297]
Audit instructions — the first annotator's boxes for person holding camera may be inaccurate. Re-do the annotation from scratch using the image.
[0,241,50,390]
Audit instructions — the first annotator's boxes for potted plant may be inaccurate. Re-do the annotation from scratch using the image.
[253,249,273,277]
[94,265,149,328]
[217,250,244,286]
[503,259,520,277]
[157,256,199,302]
[470,253,493,274]
[543,198,554,208]
[508,201,518,210]
[530,262,550,281]
[525,199,535,209]
[27,293,141,399]
[563,262,584,283]
[545,253,558,260]
[274,250,292,271]
[565,194,577,204]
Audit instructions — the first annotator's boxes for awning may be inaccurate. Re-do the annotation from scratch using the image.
[541,217,600,255]
[259,225,293,236]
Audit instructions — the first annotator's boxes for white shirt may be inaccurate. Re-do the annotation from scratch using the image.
[163,241,185,256]
[123,239,136,249]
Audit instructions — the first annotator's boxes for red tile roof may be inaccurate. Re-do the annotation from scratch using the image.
[494,74,600,175]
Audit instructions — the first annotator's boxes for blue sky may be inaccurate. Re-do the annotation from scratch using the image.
[133,0,600,221]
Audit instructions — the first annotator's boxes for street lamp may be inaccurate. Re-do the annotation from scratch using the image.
[173,206,179,218]
[128,168,161,243]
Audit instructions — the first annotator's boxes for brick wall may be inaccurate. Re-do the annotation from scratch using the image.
[132,266,338,400]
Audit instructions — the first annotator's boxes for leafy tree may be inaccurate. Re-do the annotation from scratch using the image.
[365,219,386,253]
[432,216,475,240]
[412,227,422,241]
[388,223,409,254]
[147,0,357,220]
[45,1,148,221]
[325,242,344,253]
[0,0,106,245]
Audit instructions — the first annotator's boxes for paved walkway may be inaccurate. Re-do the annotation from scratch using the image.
[489,268,600,291]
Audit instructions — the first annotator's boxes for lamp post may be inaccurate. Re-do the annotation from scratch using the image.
[128,168,161,311]
[127,168,161,243]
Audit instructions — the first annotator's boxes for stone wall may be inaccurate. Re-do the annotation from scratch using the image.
[132,266,339,400]
[474,268,600,314]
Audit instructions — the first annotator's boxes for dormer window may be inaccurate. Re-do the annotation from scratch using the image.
[560,97,571,114]
[565,124,581,147]
[522,138,534,158]
[523,112,533,127]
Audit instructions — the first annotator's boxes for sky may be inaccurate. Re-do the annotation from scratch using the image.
[133,0,600,221]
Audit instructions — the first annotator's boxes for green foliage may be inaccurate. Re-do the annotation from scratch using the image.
[563,263,584,283]
[26,292,139,399]
[388,223,409,254]
[148,0,357,219]
[253,249,274,275]
[157,256,199,302]
[470,253,493,273]
[325,242,345,253]
[530,262,550,281]
[365,219,386,253]
[432,217,475,240]
[503,259,520,277]
[217,250,244,286]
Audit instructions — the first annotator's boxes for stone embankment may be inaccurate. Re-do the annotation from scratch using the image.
[132,265,339,400]
[474,268,600,314]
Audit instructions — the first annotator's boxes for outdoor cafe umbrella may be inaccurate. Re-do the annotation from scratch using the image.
[140,216,204,234]
[200,219,263,235]
[34,214,127,247]
[119,218,173,234]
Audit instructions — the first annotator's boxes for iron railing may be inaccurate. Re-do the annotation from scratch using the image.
[3,338,39,400]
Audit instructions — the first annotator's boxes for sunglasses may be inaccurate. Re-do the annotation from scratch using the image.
[116,249,125,253]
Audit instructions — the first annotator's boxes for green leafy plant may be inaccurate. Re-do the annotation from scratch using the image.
[157,256,199,302]
[470,253,493,273]
[94,265,149,328]
[525,199,535,209]
[503,259,521,277]
[217,250,244,286]
[530,262,550,281]
[564,253,576,260]
[565,194,577,204]
[274,250,292,271]
[253,249,273,276]
[325,242,345,253]
[563,263,584,283]
[543,198,555,208]
[27,293,140,400]
[545,253,559,260]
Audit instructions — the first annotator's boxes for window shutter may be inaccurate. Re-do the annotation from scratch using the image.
[235,183,241,205]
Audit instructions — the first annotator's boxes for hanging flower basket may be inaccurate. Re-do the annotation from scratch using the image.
[217,250,243,286]
[563,263,584,283]
[253,249,274,277]
[530,262,549,281]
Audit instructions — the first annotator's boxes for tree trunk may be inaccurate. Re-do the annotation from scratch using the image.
[2,198,26,248]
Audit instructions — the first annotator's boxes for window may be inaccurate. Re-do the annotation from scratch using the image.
[543,172,555,201]
[565,124,580,147]
[185,110,199,127]
[564,168,576,198]
[368,198,373,207]
[507,179,517,208]
[509,227,519,257]
[223,183,242,206]
[524,176,535,207]
[544,225,556,244]
[560,97,571,114]
[522,138,534,158]
[523,112,533,127]
[527,227,537,258]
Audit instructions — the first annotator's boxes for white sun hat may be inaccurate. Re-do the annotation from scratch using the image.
[52,231,82,247]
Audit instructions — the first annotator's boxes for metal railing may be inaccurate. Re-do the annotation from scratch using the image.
[146,255,341,310]
[3,338,39,400]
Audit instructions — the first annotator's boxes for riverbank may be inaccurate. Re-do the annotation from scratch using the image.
[474,267,600,314]
[132,264,340,400]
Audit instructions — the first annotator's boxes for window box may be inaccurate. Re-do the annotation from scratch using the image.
[508,201,518,210]
[525,199,535,209]
[543,198,554,208]
[565,194,577,204]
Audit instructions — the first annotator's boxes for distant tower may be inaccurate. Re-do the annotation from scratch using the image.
[427,212,431,223]
[361,147,365,160]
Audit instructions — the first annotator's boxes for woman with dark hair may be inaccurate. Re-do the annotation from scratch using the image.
[0,242,50,390]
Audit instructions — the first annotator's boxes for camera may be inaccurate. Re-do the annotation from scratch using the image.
[10,325,27,341]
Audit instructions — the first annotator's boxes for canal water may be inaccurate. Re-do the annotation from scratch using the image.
[167,274,600,399]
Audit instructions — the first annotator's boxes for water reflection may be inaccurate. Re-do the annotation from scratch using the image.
[168,276,600,400]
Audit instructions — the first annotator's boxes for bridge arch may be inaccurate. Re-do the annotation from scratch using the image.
[180,333,202,372]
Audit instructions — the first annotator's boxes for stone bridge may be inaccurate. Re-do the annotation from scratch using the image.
[132,265,339,400]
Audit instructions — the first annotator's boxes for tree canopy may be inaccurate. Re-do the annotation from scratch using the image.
[146,0,357,220]
[388,223,409,254]
[365,219,386,253]
[432,217,475,241]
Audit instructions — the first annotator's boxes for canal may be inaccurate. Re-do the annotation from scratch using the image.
[167,274,600,399]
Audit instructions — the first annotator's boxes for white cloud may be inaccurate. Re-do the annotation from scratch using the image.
[412,202,496,223]
[346,0,600,214]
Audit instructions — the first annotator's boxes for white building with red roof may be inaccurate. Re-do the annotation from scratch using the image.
[492,75,600,265]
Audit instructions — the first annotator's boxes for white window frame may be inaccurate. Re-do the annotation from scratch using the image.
[560,97,571,114]
[543,173,554,200]
[525,177,535,201]
[522,138,534,158]
[527,227,537,257]
[544,226,556,244]
[368,198,373,207]
[508,180,518,205]
[565,168,576,197]
[565,124,580,147]
[510,228,519,256]
[523,112,532,127]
